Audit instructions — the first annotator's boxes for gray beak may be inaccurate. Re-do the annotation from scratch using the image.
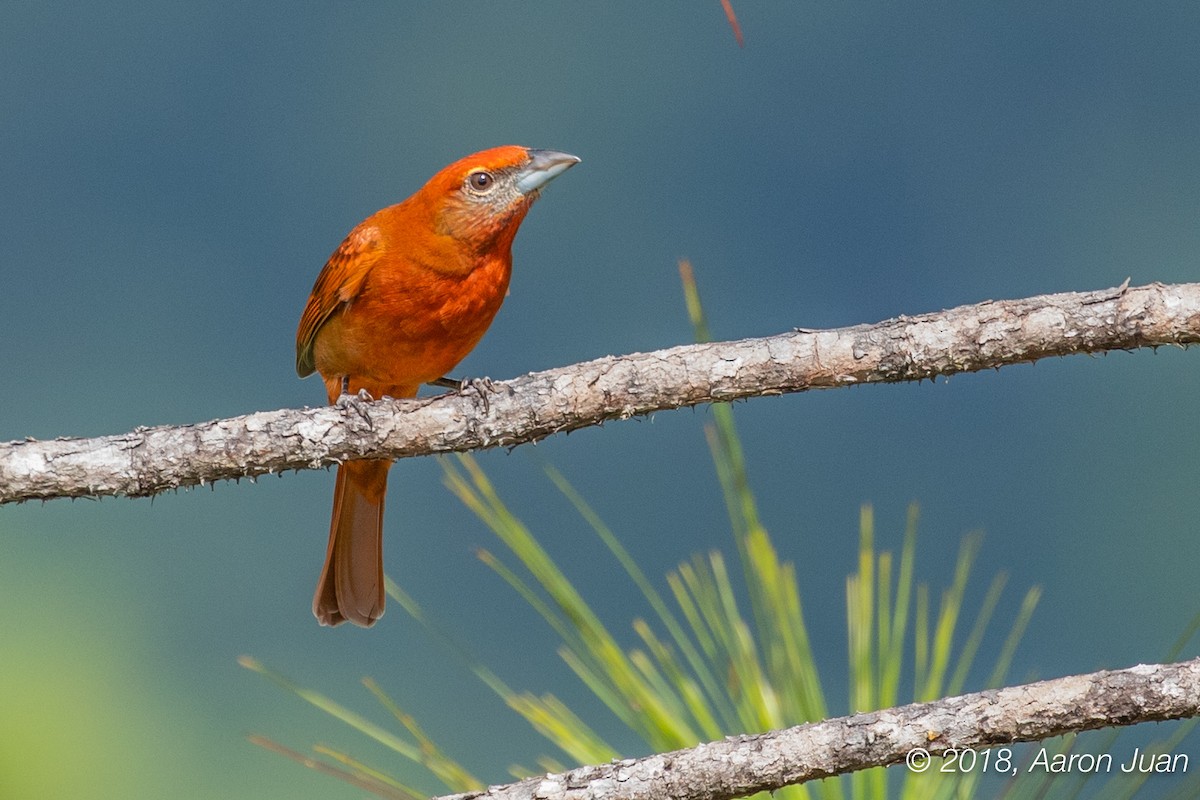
[515,149,581,195]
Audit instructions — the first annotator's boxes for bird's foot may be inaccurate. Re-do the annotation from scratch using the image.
[458,376,499,413]
[335,387,376,422]
[430,375,500,411]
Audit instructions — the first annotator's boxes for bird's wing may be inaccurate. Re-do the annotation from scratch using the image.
[295,224,384,377]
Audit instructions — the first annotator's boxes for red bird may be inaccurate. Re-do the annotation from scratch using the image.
[296,146,579,626]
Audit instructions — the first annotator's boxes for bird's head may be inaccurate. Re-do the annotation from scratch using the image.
[418,145,580,250]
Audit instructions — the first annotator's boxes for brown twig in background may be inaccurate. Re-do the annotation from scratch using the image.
[720,0,744,47]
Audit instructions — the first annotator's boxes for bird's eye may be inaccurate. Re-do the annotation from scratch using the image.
[467,170,495,192]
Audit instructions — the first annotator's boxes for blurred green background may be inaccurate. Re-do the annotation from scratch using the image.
[2,3,1199,798]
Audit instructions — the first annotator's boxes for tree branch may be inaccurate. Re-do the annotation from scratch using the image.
[431,657,1200,800]
[4,280,1200,505]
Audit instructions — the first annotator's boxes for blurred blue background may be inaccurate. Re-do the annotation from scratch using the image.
[2,3,1199,797]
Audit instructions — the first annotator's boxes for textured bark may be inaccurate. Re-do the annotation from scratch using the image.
[430,658,1200,800]
[4,281,1200,504]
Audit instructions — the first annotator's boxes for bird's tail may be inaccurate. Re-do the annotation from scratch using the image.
[313,459,390,626]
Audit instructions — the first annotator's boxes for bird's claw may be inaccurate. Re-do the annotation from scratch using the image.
[335,387,376,422]
[456,376,497,413]
[336,387,375,403]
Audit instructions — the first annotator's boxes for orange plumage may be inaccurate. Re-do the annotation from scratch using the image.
[297,146,579,626]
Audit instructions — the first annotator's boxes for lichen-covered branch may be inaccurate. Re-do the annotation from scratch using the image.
[3,280,1200,504]
[430,657,1200,800]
